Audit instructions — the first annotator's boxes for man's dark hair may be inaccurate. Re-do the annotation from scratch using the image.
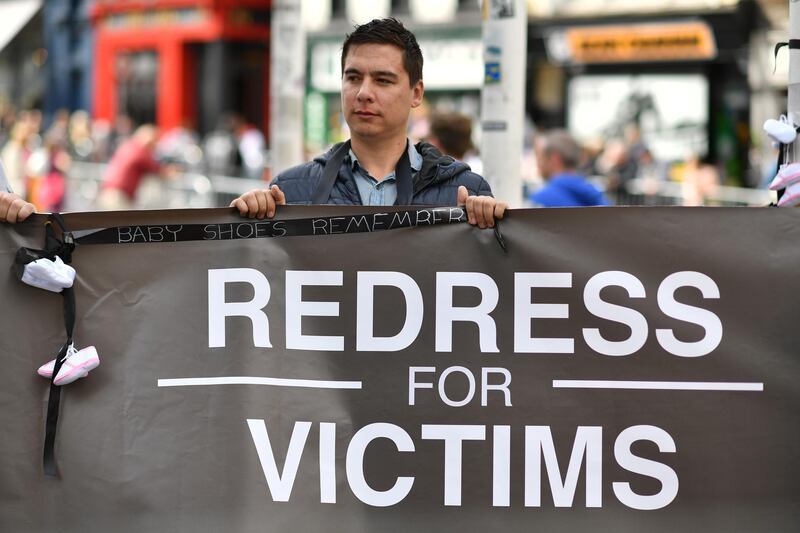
[341,18,423,86]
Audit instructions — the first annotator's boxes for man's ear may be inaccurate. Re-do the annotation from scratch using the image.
[411,80,424,108]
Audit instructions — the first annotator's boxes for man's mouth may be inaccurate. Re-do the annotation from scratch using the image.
[355,111,378,117]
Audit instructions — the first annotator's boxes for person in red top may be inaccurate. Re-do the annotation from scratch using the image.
[96,124,169,210]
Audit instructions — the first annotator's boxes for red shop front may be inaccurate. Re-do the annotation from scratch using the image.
[91,0,270,137]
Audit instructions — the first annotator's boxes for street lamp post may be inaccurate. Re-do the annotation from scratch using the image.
[480,0,526,207]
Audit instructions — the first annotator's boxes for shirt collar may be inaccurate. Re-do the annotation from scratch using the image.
[347,140,422,175]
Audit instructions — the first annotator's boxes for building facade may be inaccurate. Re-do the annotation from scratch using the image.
[90,0,270,136]
[526,0,776,186]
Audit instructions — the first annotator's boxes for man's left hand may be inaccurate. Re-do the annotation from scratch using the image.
[457,185,507,229]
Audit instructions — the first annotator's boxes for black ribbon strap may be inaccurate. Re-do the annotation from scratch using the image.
[773,40,800,73]
[312,141,352,204]
[394,144,413,205]
[43,287,75,476]
[40,213,76,477]
[74,207,469,245]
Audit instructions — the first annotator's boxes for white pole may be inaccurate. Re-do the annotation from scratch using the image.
[270,0,306,175]
[480,0,527,207]
[789,0,800,164]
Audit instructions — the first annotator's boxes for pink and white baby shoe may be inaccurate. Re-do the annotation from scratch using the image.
[769,162,800,191]
[777,180,800,208]
[37,345,100,386]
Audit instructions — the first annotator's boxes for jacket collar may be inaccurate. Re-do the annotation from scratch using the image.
[316,140,472,193]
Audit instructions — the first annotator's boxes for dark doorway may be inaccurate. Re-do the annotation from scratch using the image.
[195,41,266,137]
[116,50,157,125]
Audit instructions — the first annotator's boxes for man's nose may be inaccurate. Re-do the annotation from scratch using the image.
[356,79,375,101]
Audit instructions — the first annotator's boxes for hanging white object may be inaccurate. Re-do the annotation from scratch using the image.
[763,115,797,144]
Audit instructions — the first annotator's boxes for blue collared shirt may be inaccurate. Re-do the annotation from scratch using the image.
[348,141,423,206]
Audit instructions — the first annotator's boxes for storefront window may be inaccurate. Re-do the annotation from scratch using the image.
[116,51,157,125]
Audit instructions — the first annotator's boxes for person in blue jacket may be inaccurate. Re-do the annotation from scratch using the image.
[530,129,609,208]
[231,18,506,229]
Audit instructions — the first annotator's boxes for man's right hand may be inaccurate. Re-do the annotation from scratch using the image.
[230,185,286,219]
[0,192,35,223]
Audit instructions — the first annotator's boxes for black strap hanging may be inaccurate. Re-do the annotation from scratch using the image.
[74,207,470,245]
[394,145,413,205]
[43,287,75,476]
[36,213,76,477]
[765,37,800,205]
[312,141,352,204]
[313,140,414,205]
[773,39,800,73]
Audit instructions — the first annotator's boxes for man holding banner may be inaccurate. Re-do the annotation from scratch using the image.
[231,18,507,229]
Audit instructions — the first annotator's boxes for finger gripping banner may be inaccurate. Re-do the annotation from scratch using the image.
[1,206,799,532]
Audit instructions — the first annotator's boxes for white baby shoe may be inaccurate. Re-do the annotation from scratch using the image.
[764,115,797,145]
[21,256,75,293]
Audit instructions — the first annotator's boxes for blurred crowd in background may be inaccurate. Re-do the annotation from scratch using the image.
[0,105,270,212]
[0,101,771,213]
[0,0,788,211]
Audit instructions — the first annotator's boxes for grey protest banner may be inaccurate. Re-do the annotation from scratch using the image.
[1,206,799,532]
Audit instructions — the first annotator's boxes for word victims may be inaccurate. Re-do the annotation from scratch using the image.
[247,419,677,510]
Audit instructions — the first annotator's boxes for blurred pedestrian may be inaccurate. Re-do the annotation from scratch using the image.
[29,125,72,212]
[530,129,609,207]
[427,111,482,174]
[596,138,636,204]
[681,153,719,206]
[96,125,177,210]
[158,120,202,170]
[0,104,17,148]
[203,115,238,176]
[0,112,37,197]
[231,114,266,180]
[68,110,94,161]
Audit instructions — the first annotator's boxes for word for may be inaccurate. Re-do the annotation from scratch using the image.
[408,366,512,407]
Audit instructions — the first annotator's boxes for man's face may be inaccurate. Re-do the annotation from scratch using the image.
[341,44,424,142]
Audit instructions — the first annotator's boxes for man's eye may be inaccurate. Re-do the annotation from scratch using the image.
[378,79,392,84]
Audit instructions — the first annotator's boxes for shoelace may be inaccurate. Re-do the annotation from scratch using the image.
[60,343,77,363]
